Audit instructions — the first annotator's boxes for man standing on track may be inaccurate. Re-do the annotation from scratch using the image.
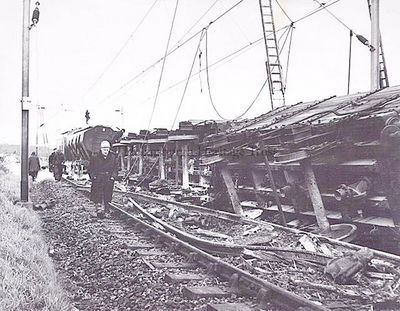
[28,152,41,182]
[48,148,56,173]
[88,140,118,218]
[53,148,65,181]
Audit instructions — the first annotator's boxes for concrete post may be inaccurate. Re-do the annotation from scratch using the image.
[21,0,31,201]
[370,0,380,90]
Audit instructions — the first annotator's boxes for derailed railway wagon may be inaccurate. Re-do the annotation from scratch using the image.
[199,86,400,254]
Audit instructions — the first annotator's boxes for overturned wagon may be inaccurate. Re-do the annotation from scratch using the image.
[200,86,400,254]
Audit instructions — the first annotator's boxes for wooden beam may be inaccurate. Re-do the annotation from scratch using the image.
[263,155,287,227]
[182,144,189,189]
[175,143,179,185]
[283,170,301,215]
[220,166,243,216]
[138,153,143,175]
[120,147,125,171]
[159,147,165,180]
[127,147,131,171]
[300,158,330,233]
[250,169,267,208]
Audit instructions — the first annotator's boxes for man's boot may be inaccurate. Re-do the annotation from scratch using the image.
[104,202,110,216]
[96,203,104,218]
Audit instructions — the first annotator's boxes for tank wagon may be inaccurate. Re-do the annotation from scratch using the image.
[61,125,123,161]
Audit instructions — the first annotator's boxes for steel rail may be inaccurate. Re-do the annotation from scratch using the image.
[128,191,400,263]
[62,178,400,262]
[128,197,331,259]
[110,201,330,311]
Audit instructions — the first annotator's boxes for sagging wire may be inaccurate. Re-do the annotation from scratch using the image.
[284,25,295,89]
[87,0,159,94]
[121,0,180,184]
[204,28,227,120]
[146,0,179,132]
[135,36,265,111]
[204,26,270,121]
[93,0,245,111]
[171,0,220,49]
[312,0,375,51]
[134,28,208,187]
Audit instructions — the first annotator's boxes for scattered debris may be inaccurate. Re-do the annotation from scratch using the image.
[242,226,261,236]
[298,235,317,252]
[195,228,230,240]
[33,199,56,211]
[324,247,374,284]
[243,209,263,219]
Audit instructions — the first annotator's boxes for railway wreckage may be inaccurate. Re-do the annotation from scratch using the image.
[113,85,400,254]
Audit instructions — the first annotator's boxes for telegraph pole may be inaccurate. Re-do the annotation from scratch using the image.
[370,0,380,90]
[21,0,31,201]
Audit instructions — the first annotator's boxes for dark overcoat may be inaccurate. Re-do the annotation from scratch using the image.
[88,151,118,205]
[28,154,41,173]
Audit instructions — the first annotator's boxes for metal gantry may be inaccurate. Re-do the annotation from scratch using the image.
[259,0,286,110]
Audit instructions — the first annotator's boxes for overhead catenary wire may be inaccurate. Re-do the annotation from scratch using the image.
[294,0,341,24]
[204,27,271,121]
[91,0,245,110]
[110,0,345,122]
[121,0,351,186]
[121,0,180,183]
[312,0,373,50]
[99,0,346,131]
[274,0,293,23]
[94,0,342,111]
[136,36,265,110]
[134,29,209,186]
[171,29,208,130]
[146,0,180,131]
[284,25,294,88]
[171,0,220,49]
[87,0,159,93]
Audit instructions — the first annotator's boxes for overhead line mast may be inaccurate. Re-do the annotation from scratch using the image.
[368,0,388,90]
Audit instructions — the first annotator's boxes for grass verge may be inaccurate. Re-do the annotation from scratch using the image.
[0,157,72,311]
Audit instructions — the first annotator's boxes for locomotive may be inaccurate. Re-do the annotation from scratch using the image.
[59,125,124,177]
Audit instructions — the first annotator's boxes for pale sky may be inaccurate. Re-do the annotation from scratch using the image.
[1,0,399,147]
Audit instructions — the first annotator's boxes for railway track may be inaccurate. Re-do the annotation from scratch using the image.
[62,177,400,310]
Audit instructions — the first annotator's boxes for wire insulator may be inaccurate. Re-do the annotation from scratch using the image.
[32,7,40,25]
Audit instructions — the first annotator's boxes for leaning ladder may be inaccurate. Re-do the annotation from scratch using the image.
[367,0,389,88]
[259,0,285,109]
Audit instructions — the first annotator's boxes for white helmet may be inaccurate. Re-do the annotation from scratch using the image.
[100,140,110,148]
